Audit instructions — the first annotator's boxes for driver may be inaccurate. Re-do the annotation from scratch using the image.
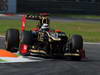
[40,23,49,31]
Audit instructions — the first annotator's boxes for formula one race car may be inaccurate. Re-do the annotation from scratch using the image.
[5,13,85,60]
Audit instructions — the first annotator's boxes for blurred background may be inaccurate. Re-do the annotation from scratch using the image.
[0,0,99,14]
[0,0,100,42]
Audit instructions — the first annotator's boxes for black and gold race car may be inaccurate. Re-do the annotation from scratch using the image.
[5,13,85,60]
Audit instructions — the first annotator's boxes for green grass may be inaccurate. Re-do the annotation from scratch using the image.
[0,20,100,42]
[0,59,6,62]
[51,14,100,19]
[0,20,36,35]
[52,21,100,42]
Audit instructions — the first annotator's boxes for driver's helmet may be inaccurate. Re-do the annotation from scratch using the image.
[41,23,49,31]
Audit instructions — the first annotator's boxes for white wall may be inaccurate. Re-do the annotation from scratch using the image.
[7,0,16,13]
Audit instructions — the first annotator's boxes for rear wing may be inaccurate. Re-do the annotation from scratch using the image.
[21,15,40,31]
[25,13,49,20]
[21,13,49,31]
[25,15,41,20]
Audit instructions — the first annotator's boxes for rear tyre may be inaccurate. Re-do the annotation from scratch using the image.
[20,31,33,45]
[5,29,19,52]
[71,34,83,61]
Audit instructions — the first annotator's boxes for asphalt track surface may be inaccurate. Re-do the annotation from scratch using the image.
[0,16,100,75]
[0,37,100,75]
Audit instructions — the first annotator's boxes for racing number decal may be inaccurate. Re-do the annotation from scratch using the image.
[38,32,44,42]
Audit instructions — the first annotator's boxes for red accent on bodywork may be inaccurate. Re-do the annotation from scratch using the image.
[80,49,86,59]
[22,16,26,31]
[4,14,15,16]
[20,44,28,54]
[40,13,49,16]
[32,28,39,31]
[48,30,52,32]
[55,30,62,32]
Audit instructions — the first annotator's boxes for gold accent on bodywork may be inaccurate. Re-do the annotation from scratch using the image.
[64,53,80,56]
[30,49,46,53]
[46,32,61,41]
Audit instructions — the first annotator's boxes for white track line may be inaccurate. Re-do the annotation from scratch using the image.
[0,56,40,63]
[84,42,100,45]
[0,14,24,17]
[0,35,5,38]
[0,14,5,16]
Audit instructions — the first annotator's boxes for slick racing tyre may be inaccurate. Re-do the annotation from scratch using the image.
[20,31,33,45]
[71,35,83,50]
[5,29,19,52]
[71,34,83,61]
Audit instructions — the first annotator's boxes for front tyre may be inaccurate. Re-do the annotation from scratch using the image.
[71,34,83,61]
[71,34,83,50]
